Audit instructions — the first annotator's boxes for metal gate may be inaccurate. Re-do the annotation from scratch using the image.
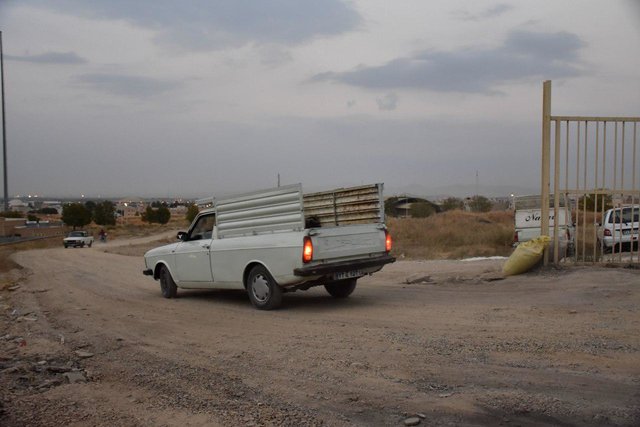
[541,80,640,265]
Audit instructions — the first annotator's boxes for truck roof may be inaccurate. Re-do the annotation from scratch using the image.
[514,194,569,209]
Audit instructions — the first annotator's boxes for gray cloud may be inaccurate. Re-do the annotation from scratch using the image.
[5,51,87,64]
[312,30,586,93]
[376,93,398,111]
[75,73,179,98]
[452,3,513,21]
[25,0,361,50]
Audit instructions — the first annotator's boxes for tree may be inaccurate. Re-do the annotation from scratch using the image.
[62,203,92,229]
[84,200,96,217]
[93,201,116,226]
[579,192,613,212]
[142,206,171,224]
[141,206,156,223]
[185,204,199,223]
[441,197,464,211]
[468,196,493,213]
[156,206,171,224]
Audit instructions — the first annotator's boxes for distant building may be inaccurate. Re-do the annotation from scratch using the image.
[385,196,441,218]
[115,197,147,220]
[8,199,30,214]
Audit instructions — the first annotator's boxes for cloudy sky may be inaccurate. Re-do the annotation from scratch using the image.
[0,0,639,199]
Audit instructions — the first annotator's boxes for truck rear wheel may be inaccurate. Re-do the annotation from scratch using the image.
[324,278,357,298]
[247,265,282,310]
[159,265,177,299]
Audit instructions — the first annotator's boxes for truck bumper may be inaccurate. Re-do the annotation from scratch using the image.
[293,254,395,277]
[143,269,153,276]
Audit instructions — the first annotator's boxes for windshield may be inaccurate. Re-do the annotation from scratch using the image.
[69,231,85,237]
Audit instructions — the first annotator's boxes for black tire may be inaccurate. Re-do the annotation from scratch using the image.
[246,265,282,310]
[88,241,92,248]
[324,278,357,298]
[80,242,85,248]
[64,245,68,249]
[159,265,177,299]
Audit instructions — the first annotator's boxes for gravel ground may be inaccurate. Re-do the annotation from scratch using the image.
[1,236,639,426]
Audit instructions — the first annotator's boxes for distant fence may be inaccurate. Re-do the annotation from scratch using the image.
[0,233,66,246]
[541,80,639,265]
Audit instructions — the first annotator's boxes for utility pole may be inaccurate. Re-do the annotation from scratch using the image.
[1,31,8,212]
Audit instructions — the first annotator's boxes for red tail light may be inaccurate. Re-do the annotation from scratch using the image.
[303,236,313,263]
[513,232,519,243]
[385,230,392,252]
[604,229,612,237]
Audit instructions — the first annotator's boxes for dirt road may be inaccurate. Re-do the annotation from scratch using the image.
[1,237,639,426]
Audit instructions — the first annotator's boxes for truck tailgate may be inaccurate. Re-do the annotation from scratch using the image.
[310,224,386,262]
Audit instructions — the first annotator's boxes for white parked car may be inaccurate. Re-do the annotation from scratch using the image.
[597,205,639,253]
[63,231,94,248]
[143,183,395,310]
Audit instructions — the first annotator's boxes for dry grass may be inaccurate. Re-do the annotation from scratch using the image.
[387,210,515,260]
[91,217,187,240]
[1,212,515,268]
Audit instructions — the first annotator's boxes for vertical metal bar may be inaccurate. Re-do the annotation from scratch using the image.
[541,81,552,265]
[0,31,8,212]
[614,123,621,261]
[621,122,626,264]
[602,122,607,260]
[565,121,573,262]
[594,121,599,262]
[613,122,618,192]
[575,121,581,261]
[621,122,626,191]
[582,121,588,260]
[553,120,561,264]
[633,123,638,263]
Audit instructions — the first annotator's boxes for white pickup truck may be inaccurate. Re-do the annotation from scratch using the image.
[513,194,574,257]
[143,183,395,310]
[63,230,94,248]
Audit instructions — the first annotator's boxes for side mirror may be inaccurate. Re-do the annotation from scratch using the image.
[177,231,187,241]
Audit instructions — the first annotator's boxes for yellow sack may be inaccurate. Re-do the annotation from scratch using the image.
[502,236,551,276]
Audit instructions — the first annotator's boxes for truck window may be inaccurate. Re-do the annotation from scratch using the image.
[189,214,216,240]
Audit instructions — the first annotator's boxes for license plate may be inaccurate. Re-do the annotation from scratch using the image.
[333,270,363,281]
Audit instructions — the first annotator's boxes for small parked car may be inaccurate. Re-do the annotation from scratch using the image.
[63,231,94,248]
[597,205,639,253]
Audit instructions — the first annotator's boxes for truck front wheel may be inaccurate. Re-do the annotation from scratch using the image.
[247,265,282,310]
[159,265,177,299]
[325,279,357,298]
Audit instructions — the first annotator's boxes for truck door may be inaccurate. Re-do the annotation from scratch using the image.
[174,213,215,283]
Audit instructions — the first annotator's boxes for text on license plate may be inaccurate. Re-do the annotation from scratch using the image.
[333,270,364,281]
